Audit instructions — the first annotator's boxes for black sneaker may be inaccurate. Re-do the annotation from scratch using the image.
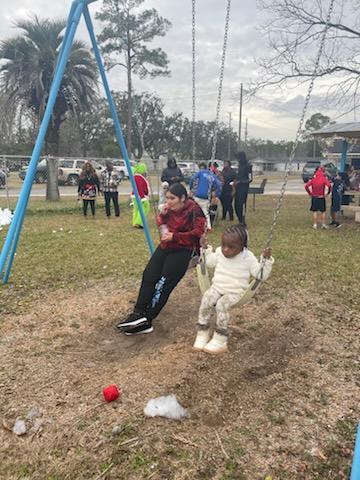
[124,320,153,336]
[335,222,342,228]
[116,311,147,329]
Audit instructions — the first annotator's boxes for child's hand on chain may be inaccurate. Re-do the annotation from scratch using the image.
[262,247,272,259]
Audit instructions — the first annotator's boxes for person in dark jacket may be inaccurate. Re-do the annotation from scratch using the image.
[220,160,236,220]
[78,162,100,217]
[234,151,253,225]
[161,157,184,185]
[117,183,206,335]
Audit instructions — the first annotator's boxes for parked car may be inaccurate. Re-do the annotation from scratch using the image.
[302,160,337,183]
[112,159,135,180]
[58,159,104,185]
[177,162,198,182]
[19,158,105,185]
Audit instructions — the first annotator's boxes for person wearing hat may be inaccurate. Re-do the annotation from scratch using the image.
[131,163,150,228]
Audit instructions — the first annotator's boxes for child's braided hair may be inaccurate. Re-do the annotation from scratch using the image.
[223,224,248,248]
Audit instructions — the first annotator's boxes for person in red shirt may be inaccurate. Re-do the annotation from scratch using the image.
[305,166,332,229]
[117,183,206,335]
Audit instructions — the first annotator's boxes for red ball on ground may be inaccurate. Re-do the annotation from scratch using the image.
[103,384,120,402]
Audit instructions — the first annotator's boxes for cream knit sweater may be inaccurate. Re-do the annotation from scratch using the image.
[204,246,274,295]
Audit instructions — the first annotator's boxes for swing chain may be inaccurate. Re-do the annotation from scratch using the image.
[263,0,336,252]
[211,0,231,162]
[191,0,196,164]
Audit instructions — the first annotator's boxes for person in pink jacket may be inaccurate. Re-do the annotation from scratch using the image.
[305,166,332,229]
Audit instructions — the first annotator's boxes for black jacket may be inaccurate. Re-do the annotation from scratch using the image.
[161,166,184,185]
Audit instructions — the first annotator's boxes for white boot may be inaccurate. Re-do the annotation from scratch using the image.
[193,328,211,351]
[203,331,228,354]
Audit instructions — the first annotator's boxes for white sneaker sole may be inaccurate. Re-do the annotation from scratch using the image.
[117,316,147,328]
[203,345,228,354]
[124,327,154,336]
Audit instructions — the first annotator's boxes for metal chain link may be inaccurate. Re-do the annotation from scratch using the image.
[191,0,196,165]
[211,0,231,162]
[262,0,336,253]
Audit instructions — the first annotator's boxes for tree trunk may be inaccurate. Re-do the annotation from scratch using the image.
[46,156,60,201]
[45,124,60,202]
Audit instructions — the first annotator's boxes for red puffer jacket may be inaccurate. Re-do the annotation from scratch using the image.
[305,169,331,197]
[157,199,206,252]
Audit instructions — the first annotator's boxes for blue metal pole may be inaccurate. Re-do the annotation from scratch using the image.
[340,139,348,173]
[0,1,85,283]
[351,423,360,480]
[83,5,155,255]
[1,6,78,282]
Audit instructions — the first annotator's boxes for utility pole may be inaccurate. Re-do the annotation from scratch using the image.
[228,112,232,161]
[238,83,243,150]
[244,117,248,146]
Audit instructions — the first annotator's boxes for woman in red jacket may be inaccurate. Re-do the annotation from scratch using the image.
[117,183,206,335]
[305,166,331,229]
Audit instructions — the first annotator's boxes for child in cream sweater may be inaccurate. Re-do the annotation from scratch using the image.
[193,224,274,354]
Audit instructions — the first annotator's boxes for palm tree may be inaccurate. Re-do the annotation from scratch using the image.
[0,16,98,154]
[0,16,99,200]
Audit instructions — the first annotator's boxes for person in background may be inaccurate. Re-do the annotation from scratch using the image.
[78,162,100,217]
[305,165,331,229]
[100,161,121,217]
[117,183,206,335]
[234,151,253,225]
[161,157,184,186]
[348,165,360,191]
[329,171,345,228]
[189,162,222,230]
[209,191,221,227]
[131,163,150,228]
[220,160,236,221]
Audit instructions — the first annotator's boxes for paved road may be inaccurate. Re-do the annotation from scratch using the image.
[1,177,307,198]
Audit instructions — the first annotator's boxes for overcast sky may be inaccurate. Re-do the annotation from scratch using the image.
[0,0,353,141]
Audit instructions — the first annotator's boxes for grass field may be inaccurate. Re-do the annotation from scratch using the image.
[0,195,359,479]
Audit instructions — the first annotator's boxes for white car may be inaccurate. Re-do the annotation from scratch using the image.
[177,162,198,179]
[58,159,105,186]
[112,159,135,180]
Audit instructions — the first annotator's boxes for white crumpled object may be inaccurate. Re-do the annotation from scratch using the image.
[0,208,13,226]
[144,394,189,420]
[12,419,26,436]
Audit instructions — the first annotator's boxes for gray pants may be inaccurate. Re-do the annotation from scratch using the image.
[198,286,242,334]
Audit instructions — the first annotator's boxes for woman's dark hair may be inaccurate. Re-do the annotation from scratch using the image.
[168,182,188,200]
[80,162,96,179]
[223,160,231,168]
[235,151,248,165]
[199,162,207,169]
[223,224,248,248]
[167,156,177,168]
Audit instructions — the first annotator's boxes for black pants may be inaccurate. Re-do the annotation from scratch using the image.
[234,185,249,224]
[135,246,192,321]
[221,192,234,220]
[104,191,120,216]
[83,199,95,216]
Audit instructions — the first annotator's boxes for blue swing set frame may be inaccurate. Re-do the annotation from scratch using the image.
[0,0,155,284]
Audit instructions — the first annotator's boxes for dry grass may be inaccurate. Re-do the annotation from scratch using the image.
[0,195,359,479]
